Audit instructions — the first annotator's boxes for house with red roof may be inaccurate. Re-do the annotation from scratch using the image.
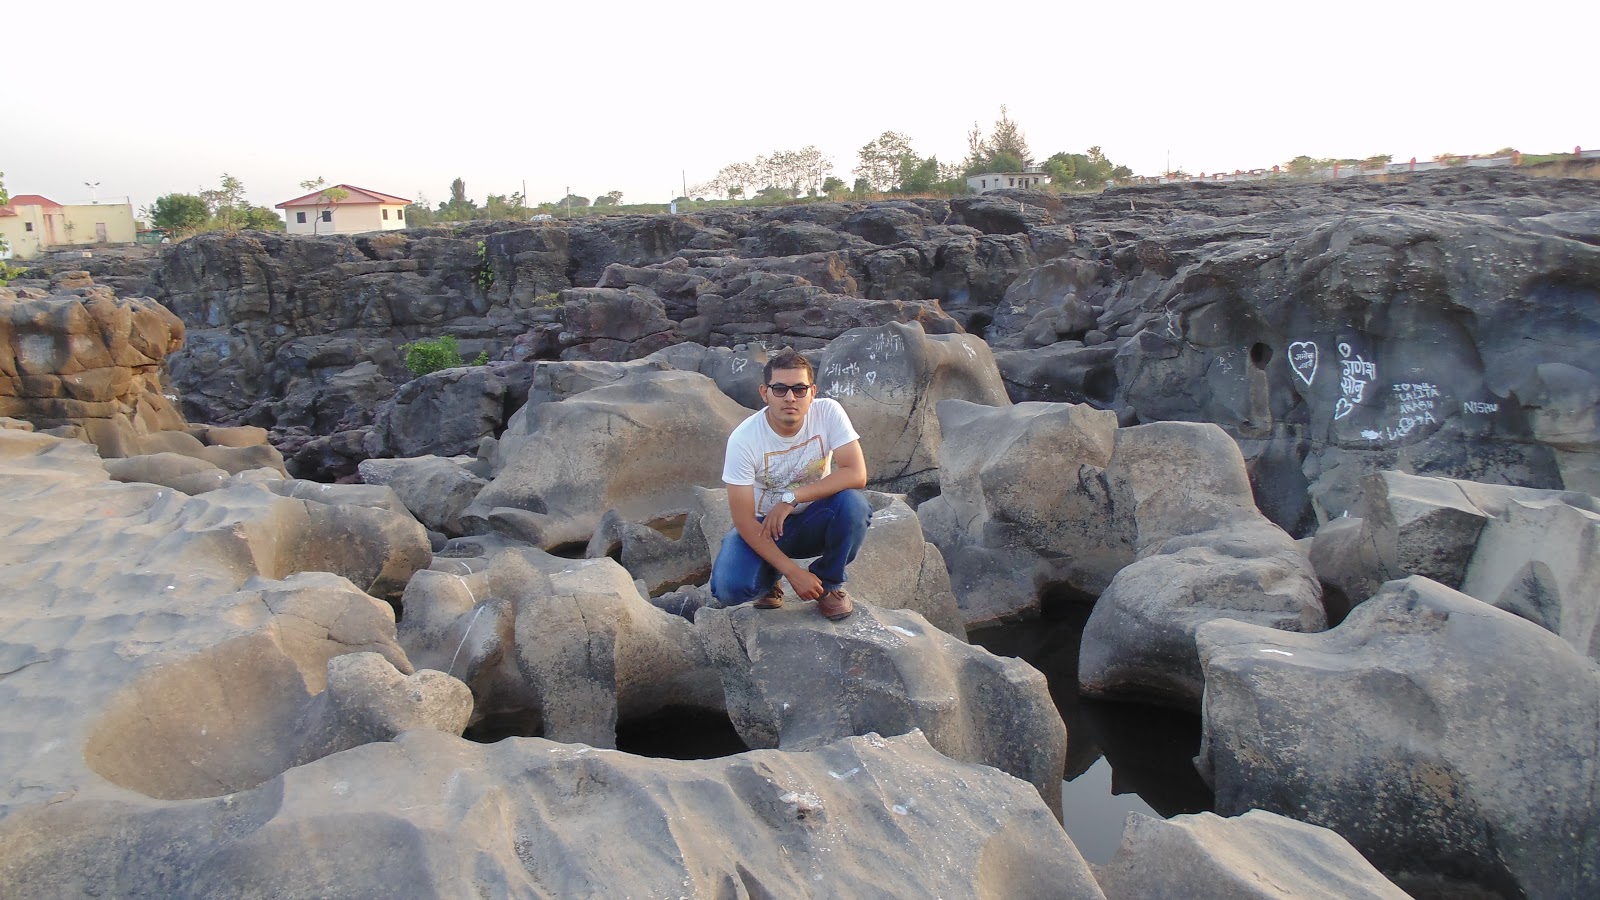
[0,193,137,260]
[274,184,413,236]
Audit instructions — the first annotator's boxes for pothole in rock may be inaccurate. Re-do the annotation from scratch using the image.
[84,633,318,801]
[970,595,1214,865]
[464,706,749,761]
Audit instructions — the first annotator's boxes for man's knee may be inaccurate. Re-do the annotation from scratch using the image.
[833,488,871,523]
[711,530,764,604]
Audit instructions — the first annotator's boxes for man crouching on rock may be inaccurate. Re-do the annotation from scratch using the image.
[711,348,870,620]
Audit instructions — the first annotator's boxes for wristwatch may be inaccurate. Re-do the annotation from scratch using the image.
[780,490,797,506]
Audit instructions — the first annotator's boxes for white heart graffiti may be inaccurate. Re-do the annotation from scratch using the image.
[1288,341,1318,386]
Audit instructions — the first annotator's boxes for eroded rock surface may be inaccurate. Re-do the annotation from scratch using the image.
[698,602,1066,817]
[1312,470,1600,659]
[1196,576,1600,899]
[1,730,1104,899]
[1097,809,1411,900]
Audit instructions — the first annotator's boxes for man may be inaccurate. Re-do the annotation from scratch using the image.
[711,349,871,620]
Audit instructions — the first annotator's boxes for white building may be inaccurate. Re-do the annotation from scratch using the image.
[966,170,1051,194]
[275,184,412,236]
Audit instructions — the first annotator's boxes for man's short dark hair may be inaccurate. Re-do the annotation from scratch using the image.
[763,349,815,384]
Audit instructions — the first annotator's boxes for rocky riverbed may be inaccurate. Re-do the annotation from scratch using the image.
[2,169,1597,897]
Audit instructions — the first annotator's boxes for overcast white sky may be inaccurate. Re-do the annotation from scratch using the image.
[5,0,1593,214]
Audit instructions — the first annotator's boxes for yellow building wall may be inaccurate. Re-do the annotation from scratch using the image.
[58,203,137,246]
[0,207,50,260]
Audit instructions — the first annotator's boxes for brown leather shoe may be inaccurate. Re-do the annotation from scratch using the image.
[754,584,784,609]
[817,588,854,621]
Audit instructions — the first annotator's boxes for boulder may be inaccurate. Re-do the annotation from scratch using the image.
[1312,471,1600,657]
[358,454,488,536]
[918,400,1128,625]
[1097,809,1412,900]
[396,549,724,747]
[697,602,1067,817]
[814,321,1010,498]
[0,427,467,825]
[465,368,750,549]
[1078,421,1324,708]
[0,730,1105,899]
[1196,576,1600,899]
[0,282,187,456]
[368,362,538,459]
[103,451,231,495]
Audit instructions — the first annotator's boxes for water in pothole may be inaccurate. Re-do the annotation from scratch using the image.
[970,599,1215,865]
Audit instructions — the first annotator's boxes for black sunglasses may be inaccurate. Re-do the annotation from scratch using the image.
[765,382,814,397]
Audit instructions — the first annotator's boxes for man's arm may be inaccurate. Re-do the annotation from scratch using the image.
[727,482,825,599]
[758,438,867,545]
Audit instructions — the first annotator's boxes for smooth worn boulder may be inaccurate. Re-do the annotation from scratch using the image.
[368,361,539,460]
[697,602,1066,817]
[358,454,488,536]
[0,729,1105,899]
[1078,421,1324,708]
[464,368,750,549]
[397,549,724,747]
[1097,809,1412,900]
[814,321,1010,498]
[0,428,466,833]
[1196,576,1600,899]
[918,400,1128,625]
[584,506,711,597]
[1313,471,1600,657]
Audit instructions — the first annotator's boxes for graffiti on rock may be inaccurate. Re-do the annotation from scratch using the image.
[1288,341,1319,386]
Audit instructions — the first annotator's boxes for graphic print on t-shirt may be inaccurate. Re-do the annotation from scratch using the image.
[757,435,830,511]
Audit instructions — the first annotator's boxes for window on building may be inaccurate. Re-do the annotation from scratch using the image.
[383,209,390,220]
[24,222,34,232]
[321,210,332,222]
[981,179,987,189]
[296,212,307,224]
[397,208,404,219]
[1008,178,1014,187]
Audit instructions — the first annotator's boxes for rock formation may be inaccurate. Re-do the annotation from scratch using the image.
[1196,576,1600,898]
[1097,809,1412,900]
[1312,470,1600,659]
[699,602,1066,818]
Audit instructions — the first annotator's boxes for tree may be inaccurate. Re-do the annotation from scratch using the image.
[298,177,349,233]
[241,206,285,231]
[200,173,249,231]
[556,194,590,209]
[594,190,624,206]
[485,192,529,220]
[1040,147,1134,190]
[821,175,848,199]
[149,193,210,236]
[854,131,916,193]
[436,178,479,221]
[962,106,1035,176]
[406,194,436,227]
[986,105,1031,167]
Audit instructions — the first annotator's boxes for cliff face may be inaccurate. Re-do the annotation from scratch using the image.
[34,170,1600,532]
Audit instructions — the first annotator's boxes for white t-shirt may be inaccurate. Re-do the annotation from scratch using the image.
[722,398,862,518]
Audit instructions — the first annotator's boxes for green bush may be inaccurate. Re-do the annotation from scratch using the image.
[404,335,465,376]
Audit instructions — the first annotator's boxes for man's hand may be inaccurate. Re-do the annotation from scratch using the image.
[784,567,824,600]
[761,501,793,542]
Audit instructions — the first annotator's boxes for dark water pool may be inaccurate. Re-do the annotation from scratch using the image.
[970,603,1214,863]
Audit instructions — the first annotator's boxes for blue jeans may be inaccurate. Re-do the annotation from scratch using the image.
[710,489,872,606]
